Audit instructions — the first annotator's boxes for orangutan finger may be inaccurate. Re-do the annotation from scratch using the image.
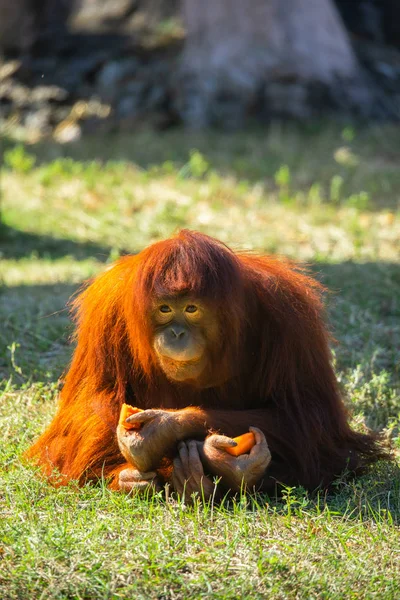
[125,409,161,424]
[177,441,190,476]
[208,434,237,449]
[120,478,154,493]
[172,456,185,490]
[187,440,205,485]
[249,426,267,446]
[248,432,271,466]
[119,479,135,493]
[119,468,157,482]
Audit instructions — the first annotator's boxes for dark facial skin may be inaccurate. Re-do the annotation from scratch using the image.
[152,296,219,384]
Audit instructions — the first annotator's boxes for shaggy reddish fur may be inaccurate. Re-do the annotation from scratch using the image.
[27,230,389,492]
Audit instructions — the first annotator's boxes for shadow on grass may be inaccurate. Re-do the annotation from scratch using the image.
[246,459,400,523]
[0,223,127,261]
[311,260,400,312]
[0,281,78,383]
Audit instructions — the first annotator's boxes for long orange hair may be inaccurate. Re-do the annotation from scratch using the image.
[27,230,389,489]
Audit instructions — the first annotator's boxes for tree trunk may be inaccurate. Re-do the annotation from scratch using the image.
[177,0,369,126]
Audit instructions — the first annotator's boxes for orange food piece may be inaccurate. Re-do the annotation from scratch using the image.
[225,432,256,456]
[118,404,143,430]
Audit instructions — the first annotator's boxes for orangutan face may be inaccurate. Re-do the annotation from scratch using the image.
[151,295,219,384]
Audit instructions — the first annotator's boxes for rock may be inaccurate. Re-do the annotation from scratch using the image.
[30,86,68,103]
[24,106,52,136]
[53,119,82,143]
[96,59,139,102]
[0,61,21,81]
[71,0,138,31]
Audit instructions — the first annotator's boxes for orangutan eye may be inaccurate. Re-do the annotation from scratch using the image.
[185,305,198,313]
[159,305,172,313]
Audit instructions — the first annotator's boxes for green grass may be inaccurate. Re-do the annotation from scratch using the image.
[1,122,400,599]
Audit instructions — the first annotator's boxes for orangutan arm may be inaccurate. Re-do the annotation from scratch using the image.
[117,407,208,473]
[117,407,276,491]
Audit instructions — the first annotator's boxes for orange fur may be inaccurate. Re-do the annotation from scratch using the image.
[26,230,389,491]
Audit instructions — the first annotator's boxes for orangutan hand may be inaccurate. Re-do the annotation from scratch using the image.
[171,440,218,503]
[199,427,271,492]
[117,408,206,473]
[118,467,162,495]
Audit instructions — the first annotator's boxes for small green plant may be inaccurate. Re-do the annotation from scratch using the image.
[274,164,291,188]
[307,182,322,206]
[178,150,210,179]
[160,160,176,175]
[8,342,23,378]
[3,144,36,173]
[341,127,355,142]
[344,191,370,211]
[330,175,344,203]
[274,165,292,204]
[37,157,83,185]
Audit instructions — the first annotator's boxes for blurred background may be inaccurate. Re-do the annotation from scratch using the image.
[0,0,400,137]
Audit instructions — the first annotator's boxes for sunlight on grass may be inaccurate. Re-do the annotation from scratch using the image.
[1,124,399,599]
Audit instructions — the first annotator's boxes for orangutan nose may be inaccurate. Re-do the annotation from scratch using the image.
[170,325,186,339]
